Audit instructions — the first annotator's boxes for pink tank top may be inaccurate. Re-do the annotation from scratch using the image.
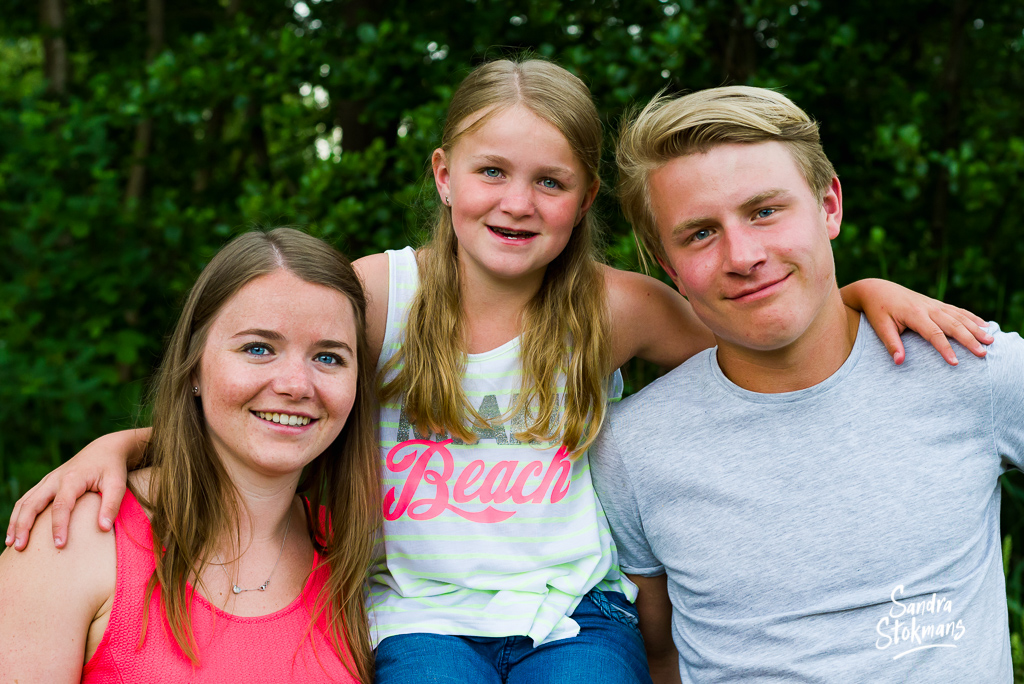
[82,490,360,683]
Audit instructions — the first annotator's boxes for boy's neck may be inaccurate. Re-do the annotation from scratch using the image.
[715,301,861,394]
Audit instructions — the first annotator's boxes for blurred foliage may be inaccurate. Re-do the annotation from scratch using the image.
[1,0,1023,673]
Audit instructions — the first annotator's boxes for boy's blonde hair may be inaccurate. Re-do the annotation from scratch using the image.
[616,86,836,263]
[380,57,610,454]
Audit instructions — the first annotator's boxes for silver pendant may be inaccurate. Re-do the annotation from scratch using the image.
[232,585,242,594]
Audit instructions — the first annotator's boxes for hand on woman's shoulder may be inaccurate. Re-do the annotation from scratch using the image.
[602,264,715,371]
[0,489,116,567]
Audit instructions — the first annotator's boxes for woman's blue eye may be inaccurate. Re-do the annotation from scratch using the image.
[757,208,775,219]
[540,178,559,189]
[244,343,271,356]
[483,168,501,178]
[315,353,342,365]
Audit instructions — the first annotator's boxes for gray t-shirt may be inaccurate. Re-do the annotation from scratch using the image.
[592,316,1024,682]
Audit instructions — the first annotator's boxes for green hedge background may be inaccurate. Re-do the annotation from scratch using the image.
[2,0,1023,672]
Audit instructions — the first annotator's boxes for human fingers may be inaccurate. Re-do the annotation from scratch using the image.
[931,309,989,359]
[6,494,23,547]
[95,477,127,533]
[872,317,907,365]
[7,473,63,550]
[920,319,959,366]
[949,304,988,329]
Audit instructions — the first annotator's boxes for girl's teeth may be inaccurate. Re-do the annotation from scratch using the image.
[492,227,535,239]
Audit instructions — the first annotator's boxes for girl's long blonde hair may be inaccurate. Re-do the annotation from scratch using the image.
[137,228,379,683]
[380,58,610,454]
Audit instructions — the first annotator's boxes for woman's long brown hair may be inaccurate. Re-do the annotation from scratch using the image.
[136,227,380,682]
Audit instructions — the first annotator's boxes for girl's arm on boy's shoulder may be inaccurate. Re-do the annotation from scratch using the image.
[603,267,993,373]
[6,428,145,551]
[839,278,992,365]
[353,251,390,367]
[603,266,715,371]
[0,492,116,681]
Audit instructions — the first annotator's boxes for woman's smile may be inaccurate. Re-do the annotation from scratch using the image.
[252,410,315,427]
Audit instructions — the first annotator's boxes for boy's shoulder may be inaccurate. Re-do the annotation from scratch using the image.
[612,348,716,422]
[898,320,1023,375]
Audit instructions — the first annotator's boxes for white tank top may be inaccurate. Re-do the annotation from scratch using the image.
[368,247,635,647]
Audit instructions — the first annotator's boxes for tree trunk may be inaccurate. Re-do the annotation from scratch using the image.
[333,0,379,153]
[720,1,756,83]
[40,0,67,95]
[124,0,165,207]
[194,0,240,193]
[233,96,269,180]
[334,99,375,153]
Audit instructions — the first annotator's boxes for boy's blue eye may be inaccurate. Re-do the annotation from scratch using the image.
[483,168,501,178]
[540,178,559,189]
[693,229,712,241]
[757,208,775,219]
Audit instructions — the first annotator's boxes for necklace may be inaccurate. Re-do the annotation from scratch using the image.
[215,513,291,595]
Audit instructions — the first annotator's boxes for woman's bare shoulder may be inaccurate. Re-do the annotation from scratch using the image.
[0,492,116,678]
[25,492,116,567]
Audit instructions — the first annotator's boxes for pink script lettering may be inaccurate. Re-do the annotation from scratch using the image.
[383,439,573,523]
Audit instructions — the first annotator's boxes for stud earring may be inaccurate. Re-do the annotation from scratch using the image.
[192,386,199,395]
[445,195,450,206]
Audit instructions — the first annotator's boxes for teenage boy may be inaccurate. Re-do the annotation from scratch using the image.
[592,86,1023,682]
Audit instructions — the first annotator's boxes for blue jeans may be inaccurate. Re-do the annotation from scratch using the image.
[374,590,652,684]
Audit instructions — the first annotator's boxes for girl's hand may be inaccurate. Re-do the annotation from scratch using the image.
[841,278,992,365]
[5,428,146,551]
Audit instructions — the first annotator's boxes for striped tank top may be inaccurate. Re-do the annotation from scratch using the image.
[368,247,635,648]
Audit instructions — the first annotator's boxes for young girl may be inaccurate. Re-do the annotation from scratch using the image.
[0,228,380,682]
[7,59,989,683]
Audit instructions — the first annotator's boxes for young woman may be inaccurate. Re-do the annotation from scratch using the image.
[6,60,989,683]
[0,228,380,682]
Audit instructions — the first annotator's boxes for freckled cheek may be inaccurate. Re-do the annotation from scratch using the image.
[202,394,249,434]
[200,377,263,435]
[321,379,358,439]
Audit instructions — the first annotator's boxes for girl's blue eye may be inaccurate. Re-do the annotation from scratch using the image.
[314,353,341,365]
[244,343,272,356]
[483,168,501,178]
[540,178,559,189]
[757,208,775,219]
